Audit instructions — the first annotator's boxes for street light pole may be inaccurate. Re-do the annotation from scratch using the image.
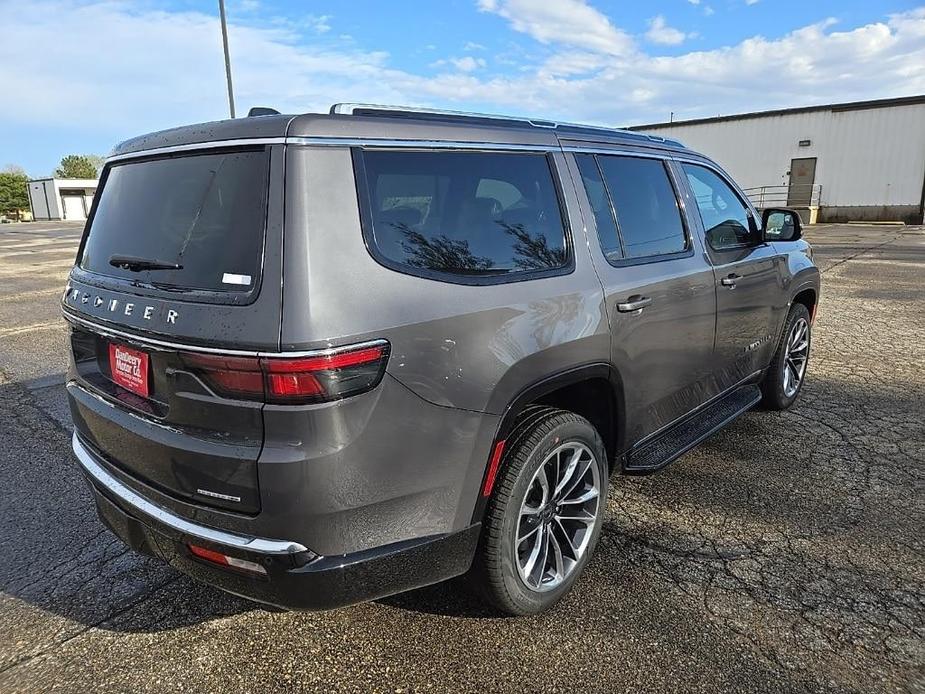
[218,0,236,118]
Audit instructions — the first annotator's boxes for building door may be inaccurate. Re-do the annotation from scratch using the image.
[787,157,817,206]
[61,195,87,220]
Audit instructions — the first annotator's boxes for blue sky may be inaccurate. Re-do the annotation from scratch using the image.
[1,0,923,176]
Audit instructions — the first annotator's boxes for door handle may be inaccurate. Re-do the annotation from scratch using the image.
[721,273,742,287]
[617,295,652,313]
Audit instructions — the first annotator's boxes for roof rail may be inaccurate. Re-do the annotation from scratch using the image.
[329,103,684,147]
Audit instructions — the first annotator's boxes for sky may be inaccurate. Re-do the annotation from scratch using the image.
[1,0,924,176]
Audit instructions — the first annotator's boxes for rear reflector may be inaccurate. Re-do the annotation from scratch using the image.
[181,341,389,404]
[481,440,507,497]
[188,544,267,575]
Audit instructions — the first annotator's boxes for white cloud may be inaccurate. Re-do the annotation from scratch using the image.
[477,0,635,56]
[454,56,487,71]
[1,1,924,148]
[539,52,607,77]
[704,6,715,16]
[306,14,332,34]
[687,0,700,4]
[432,56,487,72]
[464,41,487,51]
[646,16,689,45]
[745,0,760,5]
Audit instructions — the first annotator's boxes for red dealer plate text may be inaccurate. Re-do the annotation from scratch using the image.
[108,343,150,398]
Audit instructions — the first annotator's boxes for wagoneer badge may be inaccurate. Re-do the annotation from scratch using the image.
[65,286,179,324]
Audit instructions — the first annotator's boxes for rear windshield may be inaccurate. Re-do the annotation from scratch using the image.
[79,149,269,294]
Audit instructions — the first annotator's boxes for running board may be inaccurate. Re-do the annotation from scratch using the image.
[625,385,761,473]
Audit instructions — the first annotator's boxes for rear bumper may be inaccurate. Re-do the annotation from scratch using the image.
[74,433,480,610]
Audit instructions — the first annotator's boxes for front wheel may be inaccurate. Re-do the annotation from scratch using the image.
[471,408,609,615]
[760,303,811,410]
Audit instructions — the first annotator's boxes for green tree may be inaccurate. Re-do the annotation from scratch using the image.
[0,172,30,215]
[55,154,99,179]
[85,154,106,174]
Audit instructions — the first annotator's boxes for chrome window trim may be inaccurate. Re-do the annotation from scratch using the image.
[105,137,288,164]
[560,146,669,160]
[62,309,389,359]
[287,137,554,152]
[104,136,555,164]
[103,137,690,164]
[72,432,309,555]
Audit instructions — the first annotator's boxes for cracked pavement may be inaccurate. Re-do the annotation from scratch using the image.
[0,221,922,693]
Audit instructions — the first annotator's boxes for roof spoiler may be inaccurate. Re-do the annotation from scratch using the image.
[247,107,280,117]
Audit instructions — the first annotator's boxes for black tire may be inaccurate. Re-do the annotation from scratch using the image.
[470,408,609,616]
[760,303,811,410]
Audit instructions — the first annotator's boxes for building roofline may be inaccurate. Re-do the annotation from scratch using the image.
[628,94,925,131]
[28,177,99,184]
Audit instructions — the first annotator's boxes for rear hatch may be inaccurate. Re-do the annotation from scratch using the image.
[64,144,284,514]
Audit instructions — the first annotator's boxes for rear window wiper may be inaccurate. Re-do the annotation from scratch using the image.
[109,254,183,272]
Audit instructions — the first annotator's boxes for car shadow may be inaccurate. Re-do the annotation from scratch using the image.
[2,369,921,638]
[0,374,256,636]
[375,575,502,618]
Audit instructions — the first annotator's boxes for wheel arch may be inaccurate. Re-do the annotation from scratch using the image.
[470,363,625,524]
[792,286,818,323]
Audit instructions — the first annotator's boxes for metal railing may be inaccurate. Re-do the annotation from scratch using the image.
[742,183,822,208]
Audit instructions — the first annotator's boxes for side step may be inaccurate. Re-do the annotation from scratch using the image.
[625,385,761,473]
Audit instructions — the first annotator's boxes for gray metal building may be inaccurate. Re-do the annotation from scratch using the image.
[630,95,925,224]
[28,178,98,221]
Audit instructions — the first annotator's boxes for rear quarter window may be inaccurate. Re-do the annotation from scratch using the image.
[78,148,270,295]
[355,149,571,284]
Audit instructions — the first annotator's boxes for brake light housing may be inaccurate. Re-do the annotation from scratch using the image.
[181,340,390,404]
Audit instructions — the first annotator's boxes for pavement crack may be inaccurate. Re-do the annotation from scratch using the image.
[0,575,183,676]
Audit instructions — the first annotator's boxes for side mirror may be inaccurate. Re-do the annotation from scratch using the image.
[762,208,802,241]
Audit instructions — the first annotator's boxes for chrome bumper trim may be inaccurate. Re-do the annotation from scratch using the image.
[72,432,308,555]
[62,309,388,359]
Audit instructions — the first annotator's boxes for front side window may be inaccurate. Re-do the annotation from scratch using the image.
[682,164,754,249]
[358,150,569,281]
[594,155,688,260]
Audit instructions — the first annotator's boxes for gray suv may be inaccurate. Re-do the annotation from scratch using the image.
[63,104,820,615]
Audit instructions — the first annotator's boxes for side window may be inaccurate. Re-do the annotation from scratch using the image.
[595,155,688,260]
[358,150,569,281]
[682,164,754,250]
[575,154,622,261]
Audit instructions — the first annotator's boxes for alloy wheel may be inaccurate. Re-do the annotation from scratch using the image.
[515,442,601,592]
[783,316,810,397]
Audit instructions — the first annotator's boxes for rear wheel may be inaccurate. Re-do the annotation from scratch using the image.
[760,303,811,410]
[471,409,609,615]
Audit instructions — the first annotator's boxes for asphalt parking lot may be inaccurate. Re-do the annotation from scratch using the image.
[0,220,922,693]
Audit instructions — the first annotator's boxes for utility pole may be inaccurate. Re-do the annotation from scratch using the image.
[218,0,236,118]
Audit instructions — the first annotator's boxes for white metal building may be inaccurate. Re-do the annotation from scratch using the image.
[630,95,925,224]
[28,178,98,221]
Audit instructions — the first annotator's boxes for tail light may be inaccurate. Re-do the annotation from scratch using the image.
[181,341,389,404]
